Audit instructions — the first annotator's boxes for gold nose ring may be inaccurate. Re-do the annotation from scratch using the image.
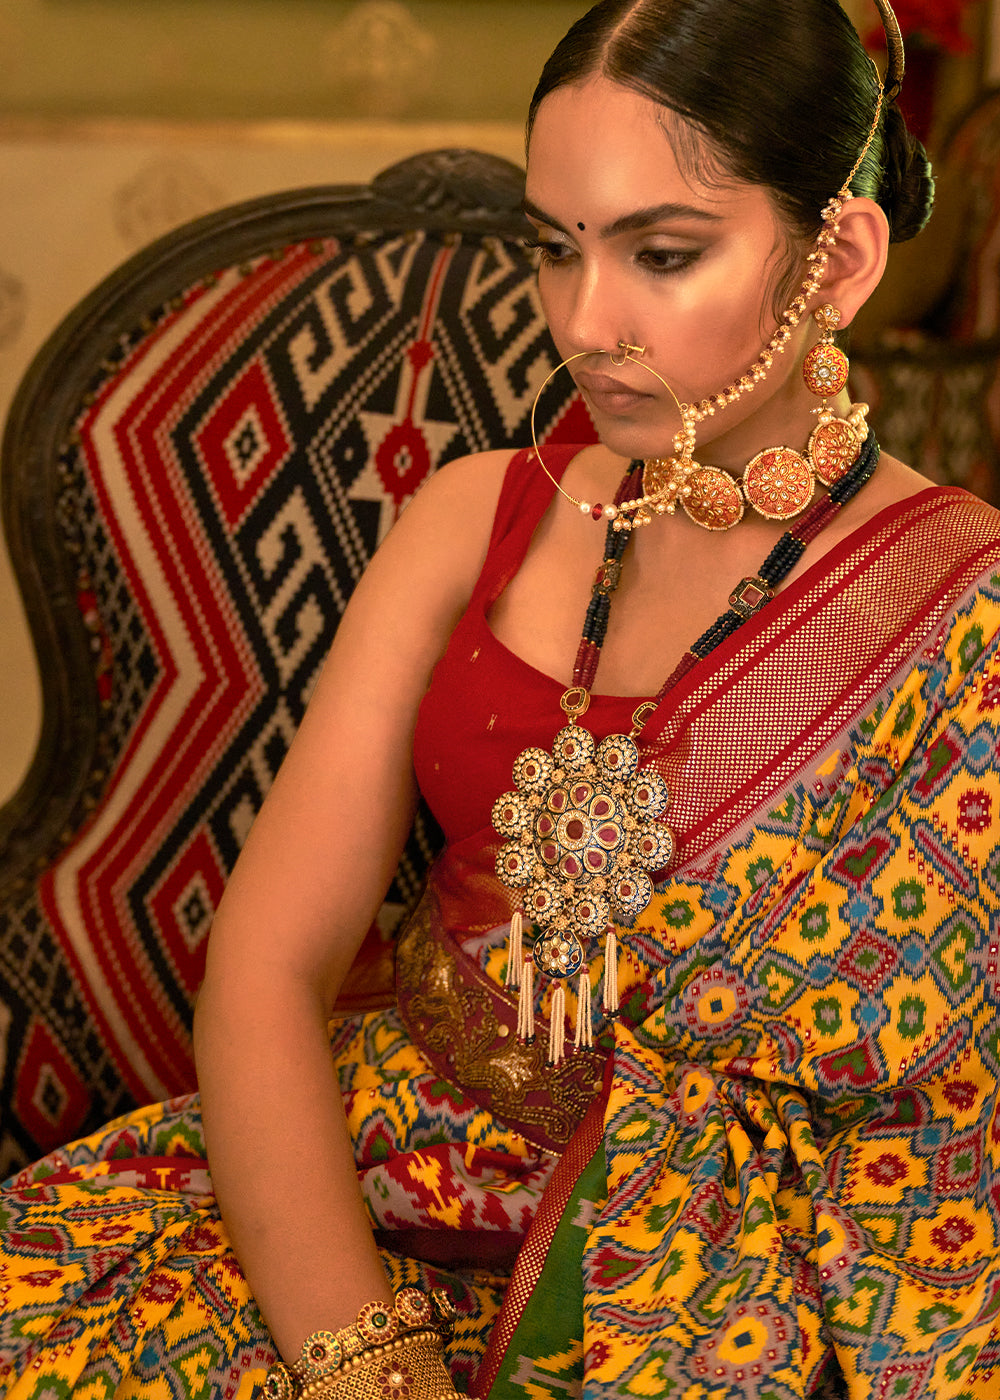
[609,341,646,366]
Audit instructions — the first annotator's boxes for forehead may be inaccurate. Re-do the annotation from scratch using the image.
[526,75,769,226]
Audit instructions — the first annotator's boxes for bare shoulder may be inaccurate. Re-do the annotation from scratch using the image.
[370,448,513,579]
[422,446,518,493]
[345,447,518,645]
[404,447,516,522]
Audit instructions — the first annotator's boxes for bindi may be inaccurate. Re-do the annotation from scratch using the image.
[577,221,585,230]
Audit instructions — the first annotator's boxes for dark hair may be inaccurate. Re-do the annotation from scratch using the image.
[527,0,933,244]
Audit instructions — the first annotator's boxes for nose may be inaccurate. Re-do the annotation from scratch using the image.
[552,256,627,356]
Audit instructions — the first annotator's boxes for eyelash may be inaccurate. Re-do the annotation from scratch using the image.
[522,238,700,278]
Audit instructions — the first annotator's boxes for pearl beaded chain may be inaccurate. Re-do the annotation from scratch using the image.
[570,194,850,534]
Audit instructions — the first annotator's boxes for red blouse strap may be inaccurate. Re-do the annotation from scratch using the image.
[472,442,584,610]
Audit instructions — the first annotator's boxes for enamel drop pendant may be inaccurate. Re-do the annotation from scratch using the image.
[491,688,675,1061]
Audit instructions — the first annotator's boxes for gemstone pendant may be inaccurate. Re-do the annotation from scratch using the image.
[682,464,744,530]
[803,341,849,398]
[742,446,815,519]
[641,455,683,506]
[492,722,674,979]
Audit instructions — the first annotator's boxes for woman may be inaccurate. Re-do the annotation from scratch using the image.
[2,1,999,1397]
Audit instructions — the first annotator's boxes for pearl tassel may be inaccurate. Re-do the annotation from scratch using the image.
[575,970,593,1051]
[548,982,566,1066]
[505,909,523,988]
[517,954,535,1042]
[602,926,619,1015]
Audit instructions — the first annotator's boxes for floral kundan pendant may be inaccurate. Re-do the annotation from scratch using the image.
[742,446,816,519]
[492,689,674,1062]
[809,401,870,487]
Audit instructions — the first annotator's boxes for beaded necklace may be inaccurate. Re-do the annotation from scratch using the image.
[492,431,880,1064]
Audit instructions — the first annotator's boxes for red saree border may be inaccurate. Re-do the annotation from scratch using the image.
[470,1062,611,1399]
[639,488,1000,863]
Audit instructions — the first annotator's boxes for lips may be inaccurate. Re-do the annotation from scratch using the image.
[575,370,655,415]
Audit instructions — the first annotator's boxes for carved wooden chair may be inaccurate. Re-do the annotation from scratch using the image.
[0,150,594,1172]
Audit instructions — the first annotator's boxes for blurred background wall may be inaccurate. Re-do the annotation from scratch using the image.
[0,1,585,125]
[1,0,997,806]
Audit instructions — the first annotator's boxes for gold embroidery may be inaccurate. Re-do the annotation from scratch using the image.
[396,893,605,1151]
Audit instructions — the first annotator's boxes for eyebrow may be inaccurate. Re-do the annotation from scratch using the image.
[522,197,725,237]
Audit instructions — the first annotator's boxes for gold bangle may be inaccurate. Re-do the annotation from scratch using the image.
[298,1335,460,1400]
[264,1289,457,1400]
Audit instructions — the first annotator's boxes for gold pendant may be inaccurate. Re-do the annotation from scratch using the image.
[492,697,674,983]
[641,455,684,510]
[683,464,744,530]
[742,446,815,519]
[809,418,860,486]
[641,456,744,531]
[802,339,850,398]
[809,403,869,487]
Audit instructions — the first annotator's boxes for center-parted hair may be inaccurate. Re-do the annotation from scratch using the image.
[527,0,933,243]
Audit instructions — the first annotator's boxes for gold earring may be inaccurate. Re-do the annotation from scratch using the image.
[802,303,869,486]
[803,304,850,405]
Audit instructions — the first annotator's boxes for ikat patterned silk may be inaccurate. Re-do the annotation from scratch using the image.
[2,446,1000,1399]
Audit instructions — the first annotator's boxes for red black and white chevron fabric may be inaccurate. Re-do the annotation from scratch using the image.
[0,229,594,1170]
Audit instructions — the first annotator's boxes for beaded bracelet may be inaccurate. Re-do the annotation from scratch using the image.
[264,1289,459,1400]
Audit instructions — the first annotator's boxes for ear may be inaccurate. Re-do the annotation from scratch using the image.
[815,195,890,328]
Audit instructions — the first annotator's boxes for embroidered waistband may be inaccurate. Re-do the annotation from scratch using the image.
[396,890,607,1154]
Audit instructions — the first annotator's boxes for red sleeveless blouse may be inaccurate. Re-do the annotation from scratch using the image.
[413,445,642,846]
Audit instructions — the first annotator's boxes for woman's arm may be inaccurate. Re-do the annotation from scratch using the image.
[193,449,511,1360]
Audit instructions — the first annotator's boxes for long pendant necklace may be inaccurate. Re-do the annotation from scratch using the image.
[492,431,880,1065]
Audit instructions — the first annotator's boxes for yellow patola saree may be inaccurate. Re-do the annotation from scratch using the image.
[2,461,1000,1400]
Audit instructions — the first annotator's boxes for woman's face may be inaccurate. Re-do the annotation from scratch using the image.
[525,75,812,467]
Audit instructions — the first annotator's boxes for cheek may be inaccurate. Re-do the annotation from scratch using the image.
[536,269,559,331]
[652,273,785,393]
[676,229,790,329]
[536,268,560,318]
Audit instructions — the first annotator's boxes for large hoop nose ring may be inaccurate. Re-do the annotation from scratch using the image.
[529,348,690,517]
[609,341,647,367]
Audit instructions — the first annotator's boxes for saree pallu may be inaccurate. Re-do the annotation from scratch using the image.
[1,489,1000,1400]
[477,489,1000,1400]
[0,1073,535,1398]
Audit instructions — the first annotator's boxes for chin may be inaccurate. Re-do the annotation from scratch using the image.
[594,420,675,463]
[583,393,690,462]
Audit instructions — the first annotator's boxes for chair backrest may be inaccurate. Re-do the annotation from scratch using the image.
[0,149,594,1172]
[848,88,1000,505]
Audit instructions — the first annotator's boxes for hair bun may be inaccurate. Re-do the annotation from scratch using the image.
[880,103,935,242]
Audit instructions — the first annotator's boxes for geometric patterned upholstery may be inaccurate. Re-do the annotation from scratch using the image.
[851,88,1000,503]
[0,150,595,1172]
